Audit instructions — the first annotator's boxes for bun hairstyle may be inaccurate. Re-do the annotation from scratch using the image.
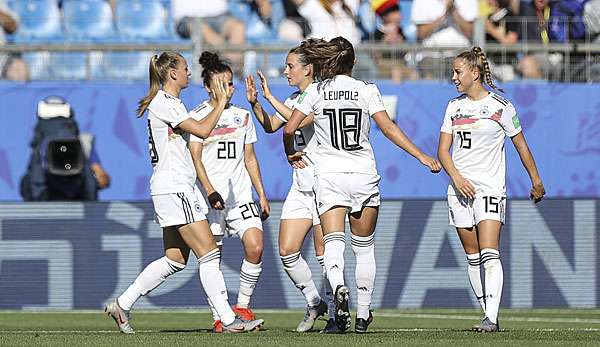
[198,51,233,87]
[137,51,183,117]
[299,36,355,81]
[456,46,504,93]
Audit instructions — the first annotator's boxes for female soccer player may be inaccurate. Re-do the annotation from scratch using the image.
[244,43,335,333]
[283,37,441,333]
[437,46,545,332]
[188,52,270,333]
[104,51,263,334]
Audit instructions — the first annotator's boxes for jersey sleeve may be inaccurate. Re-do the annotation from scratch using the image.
[293,83,318,117]
[274,96,295,123]
[440,102,453,134]
[366,84,386,117]
[188,108,207,143]
[498,103,522,137]
[150,99,190,129]
[245,112,258,144]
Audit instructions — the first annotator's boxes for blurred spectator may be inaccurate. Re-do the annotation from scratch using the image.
[242,0,286,43]
[172,0,246,45]
[548,0,587,42]
[485,0,519,44]
[0,0,29,81]
[583,0,600,42]
[280,0,312,40]
[172,0,246,74]
[290,0,362,45]
[411,0,478,78]
[516,0,563,79]
[371,0,417,81]
[483,0,519,81]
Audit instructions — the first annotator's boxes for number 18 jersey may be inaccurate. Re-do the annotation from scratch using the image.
[294,75,386,175]
[189,102,257,206]
[440,92,522,197]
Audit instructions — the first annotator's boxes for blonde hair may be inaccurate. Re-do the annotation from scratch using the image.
[456,46,504,93]
[137,51,183,117]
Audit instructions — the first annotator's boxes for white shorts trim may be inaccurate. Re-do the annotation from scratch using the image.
[152,191,207,228]
[448,194,506,228]
[208,201,263,242]
[314,173,381,215]
[280,186,320,226]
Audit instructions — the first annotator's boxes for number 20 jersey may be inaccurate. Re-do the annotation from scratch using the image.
[294,75,386,175]
[440,92,522,197]
[189,102,257,205]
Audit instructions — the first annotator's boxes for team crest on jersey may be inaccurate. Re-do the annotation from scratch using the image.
[480,107,489,117]
[194,202,202,212]
[233,116,243,125]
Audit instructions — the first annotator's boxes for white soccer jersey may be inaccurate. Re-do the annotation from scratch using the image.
[189,102,257,205]
[147,90,196,195]
[440,92,522,197]
[276,91,316,191]
[294,75,386,175]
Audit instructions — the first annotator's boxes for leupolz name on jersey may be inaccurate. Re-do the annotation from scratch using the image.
[323,90,359,101]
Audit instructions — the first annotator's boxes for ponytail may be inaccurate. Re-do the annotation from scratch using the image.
[456,46,504,93]
[300,36,354,81]
[136,52,184,117]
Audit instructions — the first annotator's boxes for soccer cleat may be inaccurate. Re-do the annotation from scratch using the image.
[222,317,264,333]
[333,285,351,332]
[296,300,328,332]
[104,300,134,334]
[232,305,257,320]
[212,320,224,333]
[355,310,373,333]
[321,318,342,334]
[473,317,500,332]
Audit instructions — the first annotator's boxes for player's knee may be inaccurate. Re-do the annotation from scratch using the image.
[279,243,299,257]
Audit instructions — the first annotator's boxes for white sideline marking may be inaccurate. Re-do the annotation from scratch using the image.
[378,312,600,324]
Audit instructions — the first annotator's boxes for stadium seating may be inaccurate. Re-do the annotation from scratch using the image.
[62,0,115,41]
[10,0,61,41]
[101,51,155,81]
[115,0,170,41]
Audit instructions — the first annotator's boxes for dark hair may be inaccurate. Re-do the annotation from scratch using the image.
[137,51,183,117]
[456,46,504,93]
[288,44,311,67]
[199,51,232,87]
[299,36,355,81]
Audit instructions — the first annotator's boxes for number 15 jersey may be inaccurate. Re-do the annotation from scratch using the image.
[294,75,386,175]
[440,92,522,197]
[189,102,257,206]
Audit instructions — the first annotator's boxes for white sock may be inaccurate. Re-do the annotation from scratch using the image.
[281,252,321,307]
[351,234,376,320]
[481,248,503,324]
[323,232,345,293]
[237,259,262,308]
[118,256,185,311]
[466,253,485,312]
[198,249,235,325]
[317,255,335,319]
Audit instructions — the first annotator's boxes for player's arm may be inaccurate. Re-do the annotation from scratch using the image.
[511,132,545,202]
[246,74,286,133]
[372,111,441,173]
[189,141,225,209]
[244,143,270,220]
[283,109,308,169]
[437,131,475,199]
[179,76,230,139]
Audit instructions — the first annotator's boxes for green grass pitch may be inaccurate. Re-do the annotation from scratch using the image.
[1,309,599,346]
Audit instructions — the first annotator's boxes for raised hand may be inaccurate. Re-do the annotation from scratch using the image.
[530,181,545,203]
[257,70,273,100]
[210,76,229,105]
[245,75,258,104]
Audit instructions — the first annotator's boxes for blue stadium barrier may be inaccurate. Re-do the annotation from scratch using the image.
[0,199,597,309]
[0,82,598,201]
